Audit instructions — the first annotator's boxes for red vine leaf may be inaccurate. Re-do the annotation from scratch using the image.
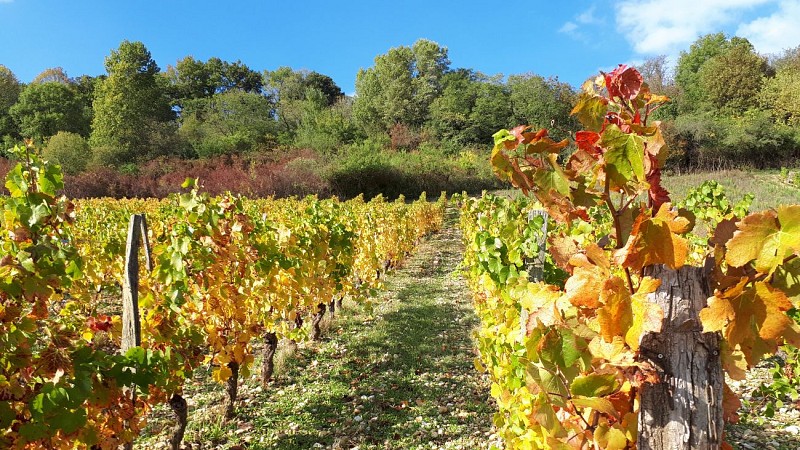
[722,382,741,423]
[604,65,643,101]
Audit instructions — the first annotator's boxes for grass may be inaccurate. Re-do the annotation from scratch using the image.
[138,207,496,449]
[663,169,800,211]
[494,168,800,211]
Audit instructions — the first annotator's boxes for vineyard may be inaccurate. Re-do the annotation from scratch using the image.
[2,63,800,450]
[0,143,446,449]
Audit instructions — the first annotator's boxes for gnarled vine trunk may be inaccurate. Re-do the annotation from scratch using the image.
[168,394,188,450]
[261,331,278,387]
[329,298,336,317]
[311,303,326,341]
[224,361,239,419]
[638,265,724,449]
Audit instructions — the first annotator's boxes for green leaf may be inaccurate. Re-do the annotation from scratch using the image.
[773,258,800,305]
[0,400,15,428]
[37,163,63,196]
[181,177,197,189]
[5,164,27,197]
[28,202,50,227]
[533,157,570,197]
[600,124,645,189]
[570,373,619,397]
[50,407,86,434]
[571,93,607,132]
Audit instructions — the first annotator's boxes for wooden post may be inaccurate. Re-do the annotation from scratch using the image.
[525,209,549,282]
[638,265,723,449]
[520,210,549,337]
[122,214,149,352]
[121,214,151,450]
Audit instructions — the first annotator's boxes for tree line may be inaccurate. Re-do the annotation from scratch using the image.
[0,34,798,185]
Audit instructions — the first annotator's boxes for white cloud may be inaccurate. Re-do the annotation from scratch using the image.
[615,0,774,55]
[737,0,800,54]
[577,6,600,25]
[559,22,578,34]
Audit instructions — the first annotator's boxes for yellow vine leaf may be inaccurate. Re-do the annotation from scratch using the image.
[615,203,690,271]
[725,205,800,274]
[563,243,610,308]
[564,266,606,309]
[625,276,663,351]
[597,277,632,342]
[700,280,794,366]
[588,336,635,366]
[213,364,232,383]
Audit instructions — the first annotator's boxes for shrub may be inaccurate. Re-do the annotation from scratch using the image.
[43,131,92,174]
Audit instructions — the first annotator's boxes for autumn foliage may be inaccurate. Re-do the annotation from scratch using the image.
[461,65,800,449]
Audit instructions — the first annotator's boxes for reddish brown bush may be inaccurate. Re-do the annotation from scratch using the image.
[59,149,328,199]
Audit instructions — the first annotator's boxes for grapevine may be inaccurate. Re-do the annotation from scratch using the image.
[461,65,800,448]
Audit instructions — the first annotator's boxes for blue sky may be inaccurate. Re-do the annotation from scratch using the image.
[2,0,800,94]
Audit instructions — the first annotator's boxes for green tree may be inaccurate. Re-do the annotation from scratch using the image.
[10,82,89,141]
[698,39,770,113]
[179,90,275,158]
[353,39,449,134]
[165,56,264,110]
[263,67,344,140]
[674,33,750,113]
[295,96,362,153]
[43,131,92,174]
[90,40,175,165]
[0,65,22,140]
[761,63,800,125]
[428,69,481,144]
[468,79,514,145]
[508,74,577,139]
[427,70,513,146]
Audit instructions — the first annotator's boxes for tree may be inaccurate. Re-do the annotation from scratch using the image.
[636,55,680,120]
[179,90,276,158]
[10,82,89,141]
[295,96,363,153]
[31,67,71,85]
[762,46,800,125]
[427,70,513,146]
[427,69,481,144]
[674,33,751,113]
[508,74,577,139]
[90,40,175,165]
[263,67,344,140]
[636,55,670,93]
[468,79,514,145]
[761,63,800,125]
[43,131,91,174]
[698,39,770,113]
[353,39,449,134]
[165,56,264,109]
[0,65,22,140]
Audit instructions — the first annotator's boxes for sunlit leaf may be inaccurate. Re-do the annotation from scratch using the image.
[726,205,800,274]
